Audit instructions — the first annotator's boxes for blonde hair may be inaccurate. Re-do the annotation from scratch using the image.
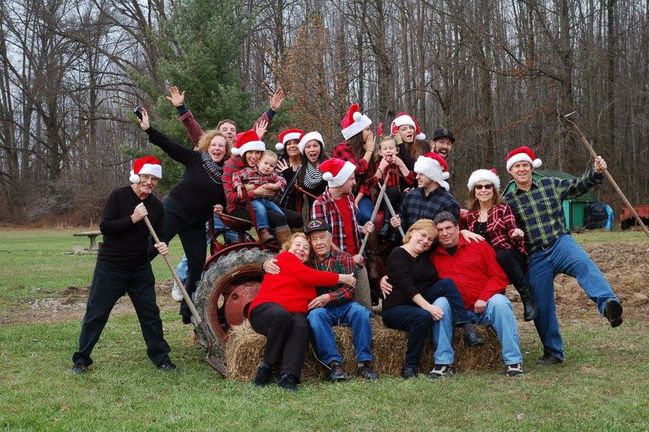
[282,232,310,251]
[196,130,230,159]
[402,218,437,244]
[261,150,278,162]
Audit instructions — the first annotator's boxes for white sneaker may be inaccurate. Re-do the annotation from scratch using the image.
[171,281,184,302]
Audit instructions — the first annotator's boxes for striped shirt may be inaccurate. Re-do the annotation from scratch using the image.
[503,169,602,253]
[399,187,460,232]
[309,249,357,303]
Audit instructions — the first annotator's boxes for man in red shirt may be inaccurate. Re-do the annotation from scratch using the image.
[431,211,524,376]
[312,158,375,309]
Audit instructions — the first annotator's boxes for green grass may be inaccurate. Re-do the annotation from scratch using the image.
[1,228,648,431]
[0,228,184,304]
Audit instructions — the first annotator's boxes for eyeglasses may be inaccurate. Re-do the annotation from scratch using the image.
[475,184,493,190]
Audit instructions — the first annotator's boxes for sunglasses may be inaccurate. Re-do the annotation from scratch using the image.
[475,184,493,190]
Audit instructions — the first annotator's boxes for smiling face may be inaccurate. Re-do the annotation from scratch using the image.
[288,236,311,262]
[436,220,460,248]
[509,161,533,188]
[432,138,454,158]
[406,229,435,254]
[416,173,437,191]
[308,230,332,259]
[398,125,415,143]
[218,122,236,146]
[244,150,262,167]
[208,135,227,163]
[304,140,321,163]
[474,181,495,206]
[379,139,397,162]
[132,174,159,199]
[285,139,300,158]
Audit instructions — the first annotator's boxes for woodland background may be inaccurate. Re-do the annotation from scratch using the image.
[1,0,648,224]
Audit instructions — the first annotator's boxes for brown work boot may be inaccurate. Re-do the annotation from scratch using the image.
[258,228,274,243]
[274,225,292,246]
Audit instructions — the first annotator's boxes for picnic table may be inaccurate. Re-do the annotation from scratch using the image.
[73,231,102,251]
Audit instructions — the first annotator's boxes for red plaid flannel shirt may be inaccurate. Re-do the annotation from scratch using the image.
[308,249,356,303]
[232,167,287,204]
[223,157,245,213]
[371,161,415,190]
[331,142,371,196]
[311,189,361,252]
[463,203,526,255]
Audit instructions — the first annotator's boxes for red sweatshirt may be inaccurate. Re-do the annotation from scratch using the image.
[432,237,509,309]
[249,251,340,314]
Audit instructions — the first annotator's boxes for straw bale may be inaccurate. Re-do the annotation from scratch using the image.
[225,317,502,382]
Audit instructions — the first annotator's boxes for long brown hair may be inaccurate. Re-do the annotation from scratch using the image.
[465,184,504,211]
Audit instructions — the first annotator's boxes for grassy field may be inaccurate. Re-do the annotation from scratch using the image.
[1,228,648,431]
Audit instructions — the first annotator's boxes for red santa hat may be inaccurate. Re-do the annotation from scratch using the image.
[130,155,162,184]
[297,131,325,154]
[275,128,305,151]
[506,146,542,171]
[318,158,356,188]
[391,112,426,140]
[231,129,266,157]
[340,103,372,140]
[414,152,450,191]
[467,168,501,191]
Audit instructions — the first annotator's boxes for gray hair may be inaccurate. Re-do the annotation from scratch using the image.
[433,211,458,226]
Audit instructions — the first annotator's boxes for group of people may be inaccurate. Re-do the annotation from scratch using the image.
[71,86,624,395]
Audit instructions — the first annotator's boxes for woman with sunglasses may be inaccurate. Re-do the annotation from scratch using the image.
[464,169,538,321]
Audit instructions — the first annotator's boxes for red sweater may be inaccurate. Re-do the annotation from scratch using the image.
[432,237,509,309]
[249,251,340,313]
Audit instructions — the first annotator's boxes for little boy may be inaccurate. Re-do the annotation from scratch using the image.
[372,137,415,235]
[232,150,287,242]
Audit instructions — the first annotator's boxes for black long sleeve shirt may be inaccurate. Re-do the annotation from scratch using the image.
[383,247,439,310]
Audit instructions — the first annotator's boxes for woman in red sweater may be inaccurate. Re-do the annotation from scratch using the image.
[248,233,355,391]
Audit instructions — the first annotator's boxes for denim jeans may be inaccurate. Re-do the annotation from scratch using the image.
[528,234,619,360]
[465,294,522,365]
[251,198,287,230]
[356,196,374,225]
[73,260,171,366]
[382,297,454,368]
[307,301,373,365]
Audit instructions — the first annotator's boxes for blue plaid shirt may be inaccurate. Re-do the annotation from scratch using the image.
[398,187,460,232]
[503,169,603,253]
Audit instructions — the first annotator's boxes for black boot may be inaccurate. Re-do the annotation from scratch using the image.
[463,323,485,347]
[517,284,538,321]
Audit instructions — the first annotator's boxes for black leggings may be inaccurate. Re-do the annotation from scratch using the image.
[249,302,309,379]
[495,248,529,293]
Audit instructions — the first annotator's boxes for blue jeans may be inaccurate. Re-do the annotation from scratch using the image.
[528,234,619,360]
[465,294,522,365]
[382,297,454,368]
[356,196,374,225]
[307,301,373,364]
[251,198,287,230]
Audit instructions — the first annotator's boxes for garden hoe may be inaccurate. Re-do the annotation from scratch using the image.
[143,216,228,377]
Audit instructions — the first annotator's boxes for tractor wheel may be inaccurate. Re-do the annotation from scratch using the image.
[194,247,275,351]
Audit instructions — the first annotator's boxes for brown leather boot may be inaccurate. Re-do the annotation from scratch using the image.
[274,225,292,246]
[258,228,274,243]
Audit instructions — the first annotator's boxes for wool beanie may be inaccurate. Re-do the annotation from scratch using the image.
[467,168,501,191]
[275,128,305,151]
[297,131,325,154]
[130,155,162,184]
[391,112,426,140]
[340,103,372,140]
[318,158,356,188]
[231,129,265,157]
[506,146,542,171]
[413,152,450,191]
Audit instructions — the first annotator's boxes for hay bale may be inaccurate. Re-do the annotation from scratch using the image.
[226,317,502,382]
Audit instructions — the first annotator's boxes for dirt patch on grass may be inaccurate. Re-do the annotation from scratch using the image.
[3,242,648,326]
